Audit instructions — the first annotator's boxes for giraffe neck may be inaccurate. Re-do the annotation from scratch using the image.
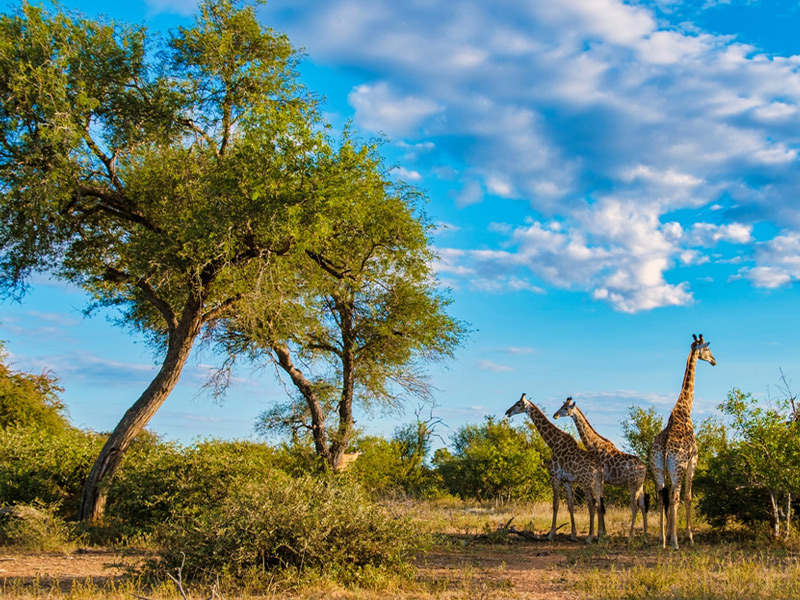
[672,348,698,422]
[524,402,569,449]
[571,406,614,452]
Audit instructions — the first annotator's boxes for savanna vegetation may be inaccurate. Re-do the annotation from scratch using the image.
[3,1,800,599]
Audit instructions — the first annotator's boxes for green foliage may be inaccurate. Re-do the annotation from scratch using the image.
[433,417,550,502]
[348,420,445,499]
[621,405,663,463]
[696,388,800,533]
[150,474,428,585]
[0,345,70,433]
[0,425,102,516]
[0,501,77,551]
[106,436,281,533]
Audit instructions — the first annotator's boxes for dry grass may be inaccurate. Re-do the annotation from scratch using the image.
[3,499,800,599]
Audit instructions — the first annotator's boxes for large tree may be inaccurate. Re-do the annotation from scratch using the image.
[0,0,323,521]
[216,138,466,470]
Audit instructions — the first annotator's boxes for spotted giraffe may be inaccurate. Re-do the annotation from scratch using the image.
[650,334,716,549]
[553,397,648,540]
[505,393,605,543]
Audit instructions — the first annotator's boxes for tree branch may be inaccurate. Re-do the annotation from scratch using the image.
[104,266,178,331]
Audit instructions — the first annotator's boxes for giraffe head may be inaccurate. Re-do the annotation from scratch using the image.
[505,393,532,418]
[552,396,577,420]
[692,333,716,366]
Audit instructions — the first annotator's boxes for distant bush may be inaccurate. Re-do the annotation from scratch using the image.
[0,425,102,516]
[150,473,428,586]
[348,434,444,498]
[433,416,550,502]
[0,502,77,552]
[106,436,281,533]
[0,346,71,434]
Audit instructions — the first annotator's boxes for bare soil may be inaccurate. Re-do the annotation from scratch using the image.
[0,547,140,592]
[0,535,617,599]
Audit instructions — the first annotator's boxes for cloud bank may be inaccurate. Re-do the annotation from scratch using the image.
[259,0,800,312]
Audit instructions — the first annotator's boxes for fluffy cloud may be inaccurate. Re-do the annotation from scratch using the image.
[260,0,800,310]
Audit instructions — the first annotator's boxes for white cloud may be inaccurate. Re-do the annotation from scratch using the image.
[738,233,800,288]
[392,166,422,182]
[260,0,800,309]
[476,359,514,373]
[348,82,442,137]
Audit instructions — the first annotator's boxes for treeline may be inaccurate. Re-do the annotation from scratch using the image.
[3,348,799,540]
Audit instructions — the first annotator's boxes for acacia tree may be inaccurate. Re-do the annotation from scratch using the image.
[0,0,324,521]
[216,138,466,470]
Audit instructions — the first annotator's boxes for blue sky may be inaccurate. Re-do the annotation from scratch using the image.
[3,0,800,449]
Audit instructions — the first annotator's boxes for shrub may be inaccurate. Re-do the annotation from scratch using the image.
[433,416,550,502]
[107,436,280,533]
[0,346,71,434]
[150,473,428,586]
[348,434,445,499]
[0,425,102,517]
[0,502,77,552]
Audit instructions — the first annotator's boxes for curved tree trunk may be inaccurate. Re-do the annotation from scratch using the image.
[271,342,331,464]
[78,305,205,523]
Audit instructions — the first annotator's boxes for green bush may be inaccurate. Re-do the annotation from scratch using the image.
[0,347,71,434]
[150,473,428,585]
[433,416,551,502]
[348,434,445,499]
[0,502,77,552]
[107,436,280,533]
[0,425,102,516]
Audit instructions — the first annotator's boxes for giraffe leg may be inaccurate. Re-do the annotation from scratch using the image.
[684,456,697,545]
[637,484,649,539]
[628,485,638,541]
[564,482,577,542]
[595,476,606,539]
[548,477,560,541]
[650,450,667,548]
[669,471,684,550]
[586,494,596,544]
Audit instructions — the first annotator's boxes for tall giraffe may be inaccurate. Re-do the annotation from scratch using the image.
[505,393,605,543]
[650,334,716,549]
[553,397,649,540]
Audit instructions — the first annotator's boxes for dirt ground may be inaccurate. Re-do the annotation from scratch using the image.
[0,537,600,599]
[0,547,138,590]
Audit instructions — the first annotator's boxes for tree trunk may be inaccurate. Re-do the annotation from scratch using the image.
[785,493,792,538]
[768,490,780,538]
[330,300,355,469]
[78,305,204,523]
[271,343,331,463]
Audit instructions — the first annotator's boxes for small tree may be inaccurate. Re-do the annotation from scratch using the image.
[220,137,466,470]
[713,388,800,537]
[621,405,664,463]
[0,343,70,433]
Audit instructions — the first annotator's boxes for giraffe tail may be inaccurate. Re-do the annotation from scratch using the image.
[660,487,670,510]
[600,497,606,515]
[644,493,651,513]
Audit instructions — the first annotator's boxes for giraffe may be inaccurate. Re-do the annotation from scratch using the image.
[650,334,716,549]
[505,393,606,543]
[553,397,649,540]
